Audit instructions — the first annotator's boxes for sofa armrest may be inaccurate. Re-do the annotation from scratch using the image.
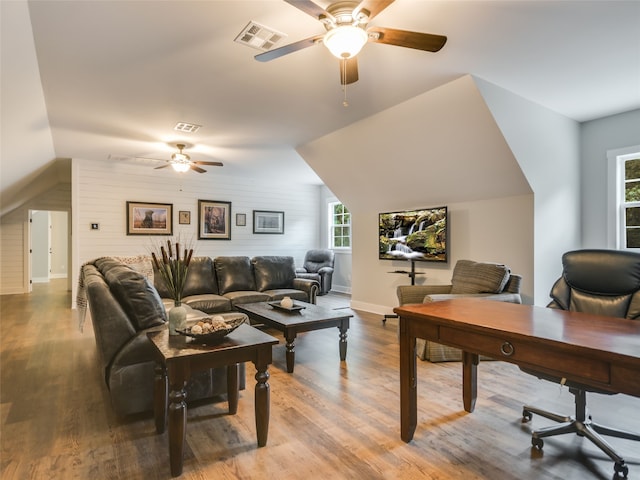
[317,266,334,275]
[295,267,307,273]
[292,277,320,304]
[396,284,452,305]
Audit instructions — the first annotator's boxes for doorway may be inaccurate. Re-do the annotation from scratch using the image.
[29,210,70,288]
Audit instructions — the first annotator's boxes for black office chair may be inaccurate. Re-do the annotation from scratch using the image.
[521,249,640,478]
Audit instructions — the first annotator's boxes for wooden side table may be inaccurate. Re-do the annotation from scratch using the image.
[147,324,279,477]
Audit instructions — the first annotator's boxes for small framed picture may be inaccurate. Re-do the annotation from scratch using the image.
[253,210,284,234]
[236,213,247,226]
[126,201,173,235]
[178,211,191,225]
[198,200,231,240]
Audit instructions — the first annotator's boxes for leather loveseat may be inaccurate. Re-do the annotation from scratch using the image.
[81,257,244,417]
[154,255,320,314]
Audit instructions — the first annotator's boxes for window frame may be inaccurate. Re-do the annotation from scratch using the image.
[608,145,640,250]
[328,201,351,251]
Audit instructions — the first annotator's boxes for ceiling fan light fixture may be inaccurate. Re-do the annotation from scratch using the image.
[324,25,368,59]
[171,162,190,173]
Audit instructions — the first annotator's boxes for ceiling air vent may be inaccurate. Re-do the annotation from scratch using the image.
[234,21,287,52]
[174,122,201,133]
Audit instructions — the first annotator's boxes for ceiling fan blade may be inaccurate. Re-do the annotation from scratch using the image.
[190,165,207,173]
[193,161,224,167]
[353,0,395,21]
[283,0,334,21]
[255,34,324,62]
[340,57,359,85]
[154,163,170,170]
[368,27,447,52]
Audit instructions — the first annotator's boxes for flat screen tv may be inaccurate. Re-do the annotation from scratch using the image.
[379,206,448,262]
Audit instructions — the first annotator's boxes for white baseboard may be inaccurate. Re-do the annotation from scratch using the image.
[50,273,68,279]
[32,277,49,283]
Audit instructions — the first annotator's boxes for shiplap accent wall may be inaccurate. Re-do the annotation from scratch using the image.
[72,159,321,303]
[0,183,71,295]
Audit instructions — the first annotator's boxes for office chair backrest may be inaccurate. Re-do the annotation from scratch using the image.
[548,249,640,319]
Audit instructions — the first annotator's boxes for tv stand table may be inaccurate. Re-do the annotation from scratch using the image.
[383,260,424,323]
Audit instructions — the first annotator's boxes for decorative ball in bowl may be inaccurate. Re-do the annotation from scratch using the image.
[176,315,245,342]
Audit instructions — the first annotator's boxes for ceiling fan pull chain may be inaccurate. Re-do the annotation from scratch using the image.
[342,58,349,107]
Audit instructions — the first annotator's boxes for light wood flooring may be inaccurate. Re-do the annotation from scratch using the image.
[1,279,639,479]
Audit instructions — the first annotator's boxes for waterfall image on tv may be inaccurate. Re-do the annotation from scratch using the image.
[379,206,448,262]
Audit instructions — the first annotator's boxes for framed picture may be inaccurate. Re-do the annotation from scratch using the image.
[198,200,231,240]
[236,213,246,226]
[253,210,284,234]
[178,211,191,225]
[126,202,173,235]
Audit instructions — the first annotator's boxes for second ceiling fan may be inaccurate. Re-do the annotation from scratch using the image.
[255,0,447,85]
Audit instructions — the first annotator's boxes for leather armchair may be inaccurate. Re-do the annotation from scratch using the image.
[521,249,640,478]
[396,259,522,362]
[296,249,335,295]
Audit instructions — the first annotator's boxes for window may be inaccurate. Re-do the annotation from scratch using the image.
[621,156,640,249]
[329,202,351,249]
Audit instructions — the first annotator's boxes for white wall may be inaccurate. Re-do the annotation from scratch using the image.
[580,109,640,248]
[350,194,534,315]
[31,211,49,282]
[475,77,582,305]
[71,159,321,303]
[299,76,535,312]
[50,210,68,278]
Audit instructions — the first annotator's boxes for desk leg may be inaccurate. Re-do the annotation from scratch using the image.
[284,333,296,373]
[462,351,479,413]
[154,363,168,434]
[227,363,239,415]
[254,353,271,447]
[338,321,348,361]
[167,368,188,477]
[399,318,417,443]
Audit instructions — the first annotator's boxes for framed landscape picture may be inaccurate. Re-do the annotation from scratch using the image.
[126,201,173,235]
[198,200,231,240]
[253,210,284,234]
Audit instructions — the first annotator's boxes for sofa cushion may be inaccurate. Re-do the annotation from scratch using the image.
[214,256,256,294]
[224,291,271,307]
[97,258,167,331]
[449,260,510,294]
[183,294,232,314]
[182,256,219,296]
[253,256,296,292]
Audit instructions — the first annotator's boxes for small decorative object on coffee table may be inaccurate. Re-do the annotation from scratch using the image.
[151,238,193,335]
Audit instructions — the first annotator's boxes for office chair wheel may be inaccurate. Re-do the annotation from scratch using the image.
[614,461,628,478]
[522,409,532,422]
[531,437,544,449]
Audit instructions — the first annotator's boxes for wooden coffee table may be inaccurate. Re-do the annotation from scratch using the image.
[147,324,278,477]
[236,301,352,373]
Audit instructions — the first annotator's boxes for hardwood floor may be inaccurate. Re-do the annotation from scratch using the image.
[1,280,639,479]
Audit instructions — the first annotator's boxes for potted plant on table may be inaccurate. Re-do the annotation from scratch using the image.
[151,238,193,335]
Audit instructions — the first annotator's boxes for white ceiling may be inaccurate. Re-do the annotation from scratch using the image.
[2,1,640,199]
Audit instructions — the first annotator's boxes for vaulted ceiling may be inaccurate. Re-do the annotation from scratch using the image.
[2,1,639,212]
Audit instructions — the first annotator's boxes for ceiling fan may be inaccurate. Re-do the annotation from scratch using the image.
[110,144,223,173]
[255,0,447,85]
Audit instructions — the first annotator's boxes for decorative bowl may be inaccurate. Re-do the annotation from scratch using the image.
[268,300,306,312]
[176,315,245,342]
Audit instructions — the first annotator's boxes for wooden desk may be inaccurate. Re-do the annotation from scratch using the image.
[148,324,279,477]
[394,298,640,443]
